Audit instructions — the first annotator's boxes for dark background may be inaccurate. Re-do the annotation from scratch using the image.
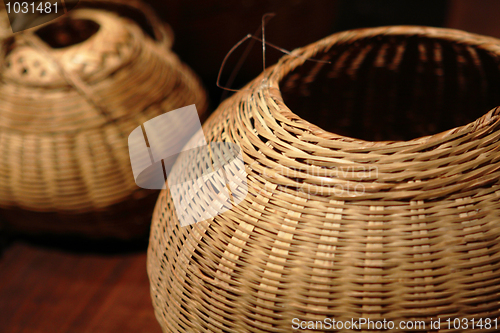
[151,0,500,108]
[2,1,500,332]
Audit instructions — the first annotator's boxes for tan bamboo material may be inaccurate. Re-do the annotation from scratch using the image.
[148,26,500,332]
[0,1,207,239]
[0,8,9,36]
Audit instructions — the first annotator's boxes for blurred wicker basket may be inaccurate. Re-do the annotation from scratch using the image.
[0,8,9,36]
[148,26,500,332]
[0,1,207,239]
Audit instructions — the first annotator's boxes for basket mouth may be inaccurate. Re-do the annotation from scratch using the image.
[35,18,100,49]
[271,26,500,145]
[74,0,172,47]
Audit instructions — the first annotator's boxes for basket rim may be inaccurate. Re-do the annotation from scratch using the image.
[0,0,173,48]
[74,0,174,49]
[262,25,500,149]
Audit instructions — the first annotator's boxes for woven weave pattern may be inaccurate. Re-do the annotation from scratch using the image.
[0,2,207,238]
[0,10,8,36]
[148,26,500,332]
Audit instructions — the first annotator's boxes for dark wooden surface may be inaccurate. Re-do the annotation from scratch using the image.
[0,241,162,333]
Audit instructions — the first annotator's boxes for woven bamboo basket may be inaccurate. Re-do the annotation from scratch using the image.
[0,1,207,239]
[0,7,9,35]
[148,26,500,332]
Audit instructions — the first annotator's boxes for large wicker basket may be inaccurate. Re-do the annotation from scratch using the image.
[0,1,207,239]
[148,26,500,332]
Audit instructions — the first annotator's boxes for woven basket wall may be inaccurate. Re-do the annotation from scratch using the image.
[0,8,9,35]
[0,1,207,239]
[148,26,500,332]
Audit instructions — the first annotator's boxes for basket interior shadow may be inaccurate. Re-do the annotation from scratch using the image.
[280,32,500,141]
[35,18,100,48]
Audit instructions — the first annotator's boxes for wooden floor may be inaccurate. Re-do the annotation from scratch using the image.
[0,241,162,333]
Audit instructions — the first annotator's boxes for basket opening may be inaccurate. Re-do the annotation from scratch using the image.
[280,34,500,141]
[77,2,158,41]
[35,18,100,49]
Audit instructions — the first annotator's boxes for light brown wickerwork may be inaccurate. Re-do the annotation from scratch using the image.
[148,26,500,332]
[0,1,207,239]
[0,8,9,36]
